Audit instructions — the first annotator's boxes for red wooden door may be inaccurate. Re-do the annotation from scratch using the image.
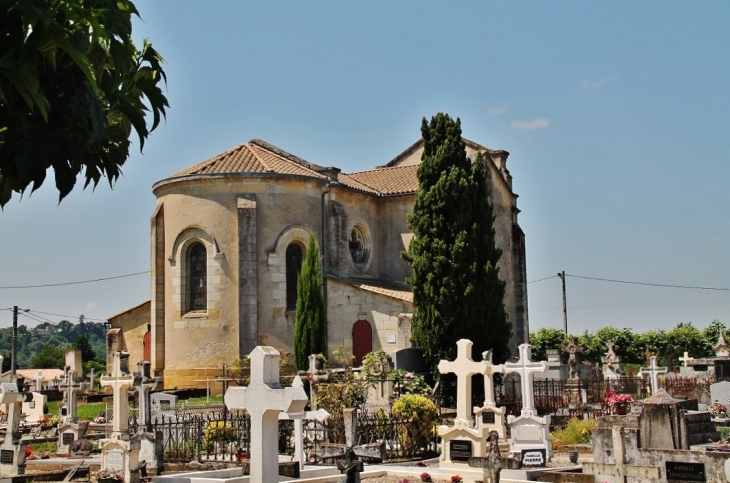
[143,330,152,362]
[352,320,372,367]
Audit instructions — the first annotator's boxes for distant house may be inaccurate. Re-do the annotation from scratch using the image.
[0,368,65,390]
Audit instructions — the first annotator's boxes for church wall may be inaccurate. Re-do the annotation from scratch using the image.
[326,189,380,277]
[108,301,150,372]
[326,279,413,361]
[375,195,414,283]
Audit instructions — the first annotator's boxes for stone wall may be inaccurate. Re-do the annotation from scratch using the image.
[108,301,150,372]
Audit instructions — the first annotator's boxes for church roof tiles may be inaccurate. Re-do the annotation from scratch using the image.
[344,165,419,195]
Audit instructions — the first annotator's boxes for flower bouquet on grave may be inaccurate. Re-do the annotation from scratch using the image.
[96,469,124,483]
[709,402,727,418]
[605,390,634,414]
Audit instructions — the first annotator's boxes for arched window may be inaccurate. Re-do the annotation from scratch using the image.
[188,243,207,312]
[286,243,304,311]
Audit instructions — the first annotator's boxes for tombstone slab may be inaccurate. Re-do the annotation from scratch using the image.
[0,383,28,477]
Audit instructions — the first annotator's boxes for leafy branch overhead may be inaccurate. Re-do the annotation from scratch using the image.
[0,0,169,206]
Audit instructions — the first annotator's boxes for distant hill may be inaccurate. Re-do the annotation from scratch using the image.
[0,318,106,371]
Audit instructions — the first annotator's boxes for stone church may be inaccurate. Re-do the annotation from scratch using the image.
[107,137,528,388]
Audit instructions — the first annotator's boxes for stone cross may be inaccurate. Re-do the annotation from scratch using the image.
[479,350,504,408]
[438,339,487,422]
[0,383,27,477]
[279,376,330,470]
[100,351,135,439]
[639,355,667,394]
[504,344,548,416]
[34,370,43,392]
[643,347,654,366]
[468,431,520,483]
[299,354,330,410]
[225,346,308,483]
[561,336,583,380]
[583,425,660,482]
[133,361,160,433]
[59,370,85,423]
[679,351,694,367]
[88,368,96,392]
[715,331,730,357]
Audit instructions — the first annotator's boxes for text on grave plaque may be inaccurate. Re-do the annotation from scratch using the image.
[0,450,13,464]
[449,440,472,461]
[62,432,75,445]
[666,461,705,482]
[482,412,495,424]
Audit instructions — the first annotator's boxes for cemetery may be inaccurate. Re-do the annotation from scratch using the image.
[4,336,730,482]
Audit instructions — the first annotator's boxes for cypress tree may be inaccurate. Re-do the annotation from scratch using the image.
[403,113,510,367]
[294,235,328,370]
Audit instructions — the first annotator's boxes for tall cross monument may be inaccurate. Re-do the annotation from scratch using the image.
[504,344,548,416]
[225,346,308,483]
[438,339,487,423]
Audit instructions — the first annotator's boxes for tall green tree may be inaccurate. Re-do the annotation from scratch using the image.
[0,0,169,206]
[403,113,511,367]
[293,235,327,370]
[75,335,96,363]
[29,344,64,369]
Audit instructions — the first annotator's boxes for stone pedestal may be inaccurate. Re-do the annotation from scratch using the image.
[438,421,489,471]
[0,384,27,477]
[100,437,142,483]
[474,405,508,440]
[57,422,84,455]
[507,414,552,461]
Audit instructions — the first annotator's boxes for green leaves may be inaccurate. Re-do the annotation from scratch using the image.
[405,114,510,368]
[0,0,169,207]
[293,235,328,370]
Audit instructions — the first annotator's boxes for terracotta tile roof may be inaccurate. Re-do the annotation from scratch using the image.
[354,282,413,304]
[3,368,65,381]
[165,139,327,180]
[344,165,419,195]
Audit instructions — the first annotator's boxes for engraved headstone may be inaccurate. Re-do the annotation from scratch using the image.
[0,383,27,477]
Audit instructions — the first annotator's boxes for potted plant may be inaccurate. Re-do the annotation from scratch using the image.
[605,390,634,415]
[709,401,728,419]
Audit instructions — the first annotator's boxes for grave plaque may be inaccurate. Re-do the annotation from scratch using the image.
[666,461,705,482]
[62,432,75,445]
[449,440,472,461]
[521,449,546,467]
[0,451,13,465]
[482,412,495,424]
[28,401,35,409]
[61,406,68,417]
[105,450,124,472]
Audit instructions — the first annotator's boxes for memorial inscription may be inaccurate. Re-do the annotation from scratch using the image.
[482,412,495,424]
[0,450,13,465]
[105,450,125,472]
[521,449,546,467]
[450,440,473,461]
[666,461,705,482]
[62,432,75,445]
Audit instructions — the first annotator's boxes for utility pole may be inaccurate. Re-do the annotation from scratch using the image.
[558,271,568,335]
[11,305,18,380]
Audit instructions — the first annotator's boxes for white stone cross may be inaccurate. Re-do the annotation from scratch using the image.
[59,370,85,423]
[225,346,308,483]
[503,344,548,416]
[100,351,135,438]
[678,351,694,367]
[639,355,667,394]
[438,339,487,422]
[35,369,43,392]
[279,376,330,470]
[299,354,330,410]
[479,350,504,408]
[88,368,96,391]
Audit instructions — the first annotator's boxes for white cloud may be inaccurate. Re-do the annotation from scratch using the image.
[578,75,616,89]
[488,106,507,115]
[84,302,98,312]
[511,118,550,130]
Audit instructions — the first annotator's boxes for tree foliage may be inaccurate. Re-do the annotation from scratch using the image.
[293,235,327,370]
[75,335,96,363]
[403,113,510,367]
[29,343,65,369]
[0,0,169,206]
[530,320,724,370]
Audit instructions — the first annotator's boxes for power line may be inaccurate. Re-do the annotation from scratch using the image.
[0,270,150,289]
[567,274,730,291]
[26,310,106,322]
[528,275,559,284]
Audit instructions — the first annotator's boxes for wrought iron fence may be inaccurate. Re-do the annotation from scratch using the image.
[356,409,437,462]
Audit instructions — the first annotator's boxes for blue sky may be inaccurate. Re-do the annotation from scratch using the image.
[1,2,729,338]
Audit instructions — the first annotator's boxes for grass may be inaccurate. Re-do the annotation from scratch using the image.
[186,396,224,404]
[46,400,108,421]
[551,418,596,446]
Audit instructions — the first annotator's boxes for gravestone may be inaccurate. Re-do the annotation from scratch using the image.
[0,383,28,477]
[88,368,96,392]
[639,355,667,394]
[584,425,660,483]
[34,370,43,392]
[151,393,178,412]
[99,351,142,483]
[22,392,46,423]
[437,339,492,470]
[392,348,428,374]
[561,336,583,381]
[225,346,308,483]
[710,380,730,408]
[679,351,695,367]
[504,344,552,461]
[601,340,622,380]
[473,350,508,439]
[133,361,162,473]
[57,370,86,454]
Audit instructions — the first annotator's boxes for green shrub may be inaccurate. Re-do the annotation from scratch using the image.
[392,394,438,453]
[550,418,595,446]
